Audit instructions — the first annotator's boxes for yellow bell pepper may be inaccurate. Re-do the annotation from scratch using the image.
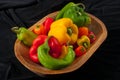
[48,18,78,45]
[77,35,90,49]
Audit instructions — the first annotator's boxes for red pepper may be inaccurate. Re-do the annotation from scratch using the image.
[29,35,47,63]
[32,35,48,47]
[43,17,54,34]
[75,45,86,57]
[87,31,96,43]
[29,35,62,63]
[29,46,38,63]
[48,36,62,58]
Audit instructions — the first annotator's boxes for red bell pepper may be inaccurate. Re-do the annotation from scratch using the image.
[43,17,54,34]
[29,35,47,63]
[75,45,86,57]
[48,36,62,58]
[87,31,96,43]
[29,46,38,63]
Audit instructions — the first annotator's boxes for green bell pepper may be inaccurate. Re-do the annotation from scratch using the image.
[56,2,91,27]
[55,2,76,20]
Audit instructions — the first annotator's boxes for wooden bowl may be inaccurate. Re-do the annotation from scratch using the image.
[14,11,107,77]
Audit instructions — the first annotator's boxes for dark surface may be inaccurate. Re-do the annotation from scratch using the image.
[0,0,120,80]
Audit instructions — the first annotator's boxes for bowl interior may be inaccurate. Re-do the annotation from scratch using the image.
[14,11,107,76]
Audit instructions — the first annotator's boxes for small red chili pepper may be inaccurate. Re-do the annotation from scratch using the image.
[29,35,47,63]
[75,45,87,57]
[43,17,54,34]
[87,31,96,43]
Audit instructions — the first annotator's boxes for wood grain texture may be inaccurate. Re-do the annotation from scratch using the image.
[14,11,107,77]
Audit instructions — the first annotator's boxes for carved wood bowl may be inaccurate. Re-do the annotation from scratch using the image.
[14,11,107,77]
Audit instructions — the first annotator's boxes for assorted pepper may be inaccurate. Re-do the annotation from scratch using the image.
[12,2,97,70]
[37,38,75,69]
[33,17,54,35]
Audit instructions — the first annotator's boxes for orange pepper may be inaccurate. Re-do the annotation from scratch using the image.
[33,24,46,35]
[78,26,88,38]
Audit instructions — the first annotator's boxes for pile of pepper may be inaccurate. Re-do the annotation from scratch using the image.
[12,2,96,70]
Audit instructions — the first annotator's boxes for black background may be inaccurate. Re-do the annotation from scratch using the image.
[0,0,120,80]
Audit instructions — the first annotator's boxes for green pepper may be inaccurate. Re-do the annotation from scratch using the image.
[56,2,91,27]
[77,35,90,49]
[11,27,37,47]
[37,37,75,70]
[55,2,76,20]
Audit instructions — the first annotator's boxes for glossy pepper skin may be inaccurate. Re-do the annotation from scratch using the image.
[29,35,47,63]
[33,24,46,35]
[77,35,90,49]
[43,17,54,34]
[75,45,86,57]
[78,27,89,38]
[33,17,54,35]
[87,31,96,43]
[48,36,62,58]
[11,27,37,47]
[37,38,75,70]
[55,2,76,20]
[29,35,62,63]
[29,45,39,63]
[48,18,78,45]
[56,2,91,27]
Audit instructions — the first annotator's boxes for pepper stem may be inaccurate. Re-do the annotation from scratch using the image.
[76,3,85,10]
[67,27,73,36]
[83,42,88,49]
[11,27,20,34]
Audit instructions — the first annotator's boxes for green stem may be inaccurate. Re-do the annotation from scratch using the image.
[76,3,85,10]
[83,42,88,49]
[67,27,73,36]
[11,27,20,34]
